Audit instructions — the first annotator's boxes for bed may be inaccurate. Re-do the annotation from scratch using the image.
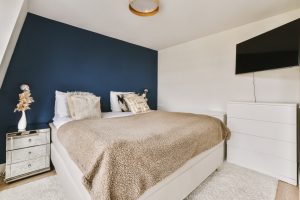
[50,111,228,200]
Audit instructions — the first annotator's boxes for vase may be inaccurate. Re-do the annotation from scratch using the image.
[18,111,27,131]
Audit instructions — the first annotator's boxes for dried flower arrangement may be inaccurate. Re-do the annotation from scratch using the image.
[14,85,34,112]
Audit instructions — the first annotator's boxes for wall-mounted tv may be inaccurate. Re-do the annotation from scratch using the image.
[235,19,300,74]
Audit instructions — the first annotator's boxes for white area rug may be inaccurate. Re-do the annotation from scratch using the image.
[0,176,66,200]
[185,163,278,200]
[0,163,277,200]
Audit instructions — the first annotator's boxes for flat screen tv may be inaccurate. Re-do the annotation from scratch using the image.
[236,19,300,74]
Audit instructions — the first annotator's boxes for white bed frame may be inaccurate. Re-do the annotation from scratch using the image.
[51,141,224,200]
[51,111,226,200]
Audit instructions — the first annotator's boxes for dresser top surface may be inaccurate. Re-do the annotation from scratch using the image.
[228,101,298,107]
[7,124,50,136]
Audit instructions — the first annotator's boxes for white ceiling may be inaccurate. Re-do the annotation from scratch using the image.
[28,0,300,50]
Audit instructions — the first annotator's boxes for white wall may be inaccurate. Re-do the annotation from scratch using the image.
[158,8,300,113]
[0,0,28,88]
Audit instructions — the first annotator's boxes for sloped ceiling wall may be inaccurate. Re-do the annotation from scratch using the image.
[0,0,28,88]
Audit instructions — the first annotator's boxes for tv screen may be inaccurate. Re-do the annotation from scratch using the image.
[236,19,300,74]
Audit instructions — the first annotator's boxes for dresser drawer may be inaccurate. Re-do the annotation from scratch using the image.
[227,145,297,185]
[5,156,50,179]
[228,132,297,162]
[227,102,297,124]
[6,131,50,150]
[6,144,50,164]
[227,118,296,143]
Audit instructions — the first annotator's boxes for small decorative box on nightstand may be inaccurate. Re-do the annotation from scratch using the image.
[5,124,51,183]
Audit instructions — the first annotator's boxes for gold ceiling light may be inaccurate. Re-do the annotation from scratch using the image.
[129,0,159,17]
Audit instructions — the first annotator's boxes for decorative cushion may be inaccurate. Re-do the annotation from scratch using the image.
[67,93,101,120]
[68,91,95,96]
[124,94,150,114]
[117,93,136,112]
[110,91,134,112]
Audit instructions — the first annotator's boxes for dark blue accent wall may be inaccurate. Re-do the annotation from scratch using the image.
[0,13,157,163]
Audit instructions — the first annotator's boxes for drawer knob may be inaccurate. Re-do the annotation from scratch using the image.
[28,164,31,168]
[28,139,32,142]
[28,151,31,154]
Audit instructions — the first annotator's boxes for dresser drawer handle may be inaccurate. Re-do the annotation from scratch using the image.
[29,130,37,134]
[28,139,32,142]
[28,151,31,155]
[28,164,31,168]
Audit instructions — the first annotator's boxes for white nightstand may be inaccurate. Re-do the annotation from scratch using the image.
[5,124,51,183]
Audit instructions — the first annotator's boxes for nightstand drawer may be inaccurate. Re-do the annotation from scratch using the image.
[5,156,50,178]
[6,131,50,150]
[6,144,50,164]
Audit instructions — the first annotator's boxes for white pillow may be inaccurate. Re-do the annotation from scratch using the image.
[54,91,95,118]
[110,91,134,112]
[54,91,70,118]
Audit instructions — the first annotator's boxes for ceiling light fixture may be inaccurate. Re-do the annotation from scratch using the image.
[129,0,159,17]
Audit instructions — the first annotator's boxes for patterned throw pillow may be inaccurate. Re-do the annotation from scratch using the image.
[124,94,150,114]
[67,92,101,120]
[117,93,136,112]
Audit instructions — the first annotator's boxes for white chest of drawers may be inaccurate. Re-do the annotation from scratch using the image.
[5,124,51,183]
[227,101,297,185]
